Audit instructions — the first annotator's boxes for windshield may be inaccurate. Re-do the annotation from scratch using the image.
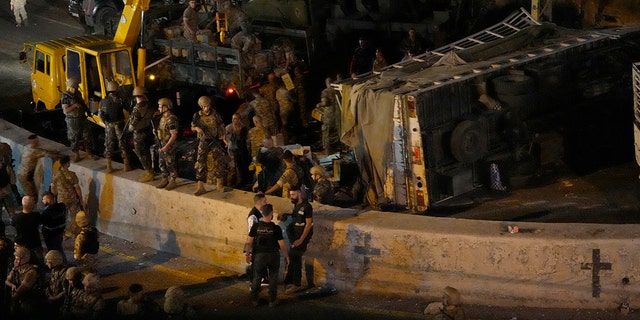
[99,49,134,88]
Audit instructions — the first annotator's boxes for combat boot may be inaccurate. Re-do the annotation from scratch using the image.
[105,158,113,173]
[123,157,132,172]
[216,178,230,192]
[138,170,154,183]
[193,181,207,196]
[72,151,80,162]
[165,178,178,190]
[156,177,169,189]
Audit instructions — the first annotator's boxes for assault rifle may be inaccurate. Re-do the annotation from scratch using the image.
[193,115,226,151]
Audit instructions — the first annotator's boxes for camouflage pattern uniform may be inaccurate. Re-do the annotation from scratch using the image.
[191,110,229,182]
[17,143,46,197]
[247,95,278,136]
[67,288,105,318]
[293,66,308,126]
[98,92,127,160]
[6,263,39,316]
[277,167,299,198]
[312,178,334,205]
[129,100,155,171]
[158,112,179,179]
[247,126,268,158]
[61,89,92,155]
[45,264,68,309]
[259,76,280,131]
[276,86,295,143]
[0,142,16,218]
[320,86,340,153]
[51,167,82,235]
[74,225,99,272]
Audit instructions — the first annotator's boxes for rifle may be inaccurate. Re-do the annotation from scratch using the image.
[118,116,132,144]
[150,118,163,149]
[63,281,73,315]
[193,115,226,151]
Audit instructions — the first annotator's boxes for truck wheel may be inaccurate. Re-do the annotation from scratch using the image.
[450,120,487,163]
[95,7,119,36]
[492,74,534,96]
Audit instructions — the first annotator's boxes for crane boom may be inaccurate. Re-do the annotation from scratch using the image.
[113,0,150,48]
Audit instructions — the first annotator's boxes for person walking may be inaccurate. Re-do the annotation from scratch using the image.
[10,0,27,27]
[51,155,83,237]
[99,80,131,173]
[191,96,230,195]
[40,192,67,260]
[283,187,313,293]
[128,86,156,183]
[155,98,179,190]
[61,78,94,162]
[245,204,289,307]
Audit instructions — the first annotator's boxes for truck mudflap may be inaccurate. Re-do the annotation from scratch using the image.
[633,62,640,167]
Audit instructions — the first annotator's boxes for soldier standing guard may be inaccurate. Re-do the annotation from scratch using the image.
[128,86,156,183]
[191,96,230,196]
[155,98,179,190]
[51,155,84,237]
[62,78,94,163]
[99,81,131,173]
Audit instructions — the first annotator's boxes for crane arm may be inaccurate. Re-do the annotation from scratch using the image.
[113,0,150,48]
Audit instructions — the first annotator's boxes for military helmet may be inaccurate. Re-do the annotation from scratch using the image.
[106,81,119,92]
[67,77,80,88]
[76,210,89,228]
[45,250,64,266]
[198,96,212,108]
[65,266,80,281]
[310,165,327,177]
[82,273,101,290]
[158,97,173,110]
[443,286,461,306]
[132,86,147,97]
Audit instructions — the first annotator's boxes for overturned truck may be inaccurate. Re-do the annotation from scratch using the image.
[334,9,640,212]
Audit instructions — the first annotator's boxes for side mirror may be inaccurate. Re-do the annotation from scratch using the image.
[18,51,26,63]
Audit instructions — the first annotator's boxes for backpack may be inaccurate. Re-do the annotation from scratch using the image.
[81,228,100,254]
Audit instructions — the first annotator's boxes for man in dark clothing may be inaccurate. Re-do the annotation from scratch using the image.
[13,195,43,267]
[283,187,314,293]
[0,223,14,318]
[349,37,375,76]
[245,204,289,307]
[40,192,67,262]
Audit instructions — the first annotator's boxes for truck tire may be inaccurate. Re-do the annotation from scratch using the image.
[492,74,534,96]
[450,120,487,163]
[95,7,119,36]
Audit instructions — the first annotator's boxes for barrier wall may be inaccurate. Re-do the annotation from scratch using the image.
[2,120,639,309]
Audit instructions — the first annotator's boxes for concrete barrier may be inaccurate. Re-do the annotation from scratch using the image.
[2,120,638,309]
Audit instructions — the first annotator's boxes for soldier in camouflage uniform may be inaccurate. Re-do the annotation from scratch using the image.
[128,86,156,183]
[61,78,94,162]
[293,63,308,127]
[4,246,39,317]
[245,90,278,136]
[247,115,268,159]
[44,250,68,315]
[265,150,299,198]
[259,73,280,132]
[67,272,104,319]
[17,134,52,197]
[317,77,341,153]
[275,78,296,144]
[191,96,230,195]
[155,98,179,190]
[99,81,131,173]
[310,165,334,205]
[74,211,99,273]
[51,155,83,237]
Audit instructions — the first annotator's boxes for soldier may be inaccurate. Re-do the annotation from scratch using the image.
[246,90,278,137]
[0,223,13,317]
[43,250,68,315]
[74,211,99,273]
[191,96,230,195]
[17,134,53,197]
[155,98,179,190]
[424,286,466,320]
[258,73,280,133]
[68,272,104,318]
[0,142,16,225]
[51,155,83,237]
[264,150,299,198]
[182,0,199,42]
[5,246,39,317]
[61,77,94,163]
[316,76,341,153]
[275,78,295,144]
[247,115,269,159]
[309,165,333,205]
[10,0,27,27]
[116,283,162,318]
[128,86,156,183]
[99,81,131,173]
